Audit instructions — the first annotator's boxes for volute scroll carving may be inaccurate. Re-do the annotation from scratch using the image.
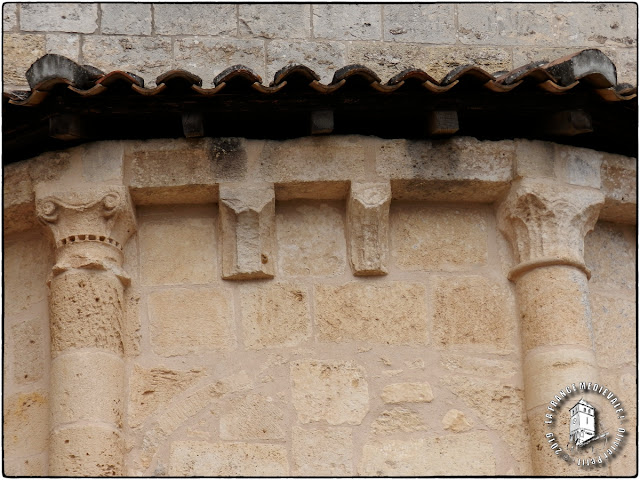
[497,179,604,281]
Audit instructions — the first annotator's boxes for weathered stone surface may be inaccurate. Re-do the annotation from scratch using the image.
[129,364,205,428]
[591,293,636,368]
[139,207,216,285]
[239,4,310,39]
[266,39,346,85]
[20,3,97,33]
[81,141,124,184]
[3,391,48,457]
[554,3,637,47]
[359,433,495,475]
[11,318,45,384]
[3,3,17,30]
[168,441,289,476]
[433,275,517,353]
[148,287,235,356]
[347,183,391,276]
[600,152,637,224]
[313,4,381,40]
[372,407,427,433]
[458,4,556,46]
[3,33,46,86]
[554,144,603,188]
[381,382,434,404]
[240,282,311,349]
[50,426,122,476]
[175,37,265,86]
[82,35,172,85]
[154,4,237,36]
[601,46,638,87]
[443,375,531,474]
[277,202,346,276]
[220,394,286,440]
[50,351,124,426]
[260,136,367,183]
[315,282,428,345]
[391,205,488,271]
[515,266,594,352]
[348,43,511,83]
[3,161,38,234]
[219,183,275,279]
[441,354,519,379]
[101,4,151,35]
[46,33,80,61]
[4,454,47,476]
[383,4,455,43]
[442,409,473,432]
[515,139,556,180]
[585,222,636,291]
[292,426,353,475]
[291,359,369,425]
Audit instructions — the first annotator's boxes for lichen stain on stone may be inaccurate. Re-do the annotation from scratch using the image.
[210,138,247,180]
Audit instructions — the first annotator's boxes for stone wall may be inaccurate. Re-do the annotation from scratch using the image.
[3,2,638,92]
[3,135,637,476]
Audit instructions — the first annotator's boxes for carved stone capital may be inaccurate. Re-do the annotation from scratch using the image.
[497,179,604,280]
[346,182,391,276]
[219,183,275,280]
[35,185,136,283]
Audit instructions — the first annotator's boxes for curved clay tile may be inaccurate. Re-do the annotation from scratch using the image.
[331,64,381,85]
[387,68,438,86]
[439,65,495,86]
[96,71,145,88]
[156,69,203,87]
[26,53,102,90]
[213,65,262,87]
[541,49,617,88]
[271,64,320,87]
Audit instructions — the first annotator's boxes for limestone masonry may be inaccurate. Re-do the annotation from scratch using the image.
[2,3,637,478]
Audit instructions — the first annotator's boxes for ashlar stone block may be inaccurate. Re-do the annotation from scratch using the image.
[442,409,473,432]
[20,3,98,33]
[372,407,427,434]
[3,391,48,457]
[590,293,636,369]
[346,182,391,276]
[292,426,353,476]
[219,183,275,279]
[381,382,434,403]
[220,394,286,440]
[11,318,45,384]
[291,359,369,425]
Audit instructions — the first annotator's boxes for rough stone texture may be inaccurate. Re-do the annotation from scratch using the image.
[148,287,235,356]
[443,375,531,474]
[313,4,381,41]
[50,352,124,427]
[381,382,434,404]
[585,222,636,292]
[4,455,47,476]
[101,4,151,35]
[154,4,237,36]
[315,282,428,345]
[3,3,17,30]
[458,4,557,46]
[266,39,347,85]
[20,3,97,33]
[442,409,473,432]
[277,202,346,276]
[441,354,519,379]
[239,4,310,40]
[46,33,80,61]
[600,152,637,224]
[515,139,557,180]
[515,266,594,353]
[50,270,125,355]
[139,208,217,285]
[260,136,367,184]
[49,426,122,476]
[383,4,455,43]
[128,365,205,428]
[82,35,172,85]
[11,318,45,384]
[391,205,488,271]
[359,433,495,476]
[124,139,217,204]
[3,391,49,457]
[591,293,636,368]
[433,275,517,353]
[553,3,637,47]
[82,141,124,184]
[372,407,427,433]
[3,33,46,86]
[175,37,265,86]
[348,43,511,83]
[292,426,353,476]
[167,441,289,476]
[347,182,391,276]
[291,359,369,425]
[219,183,275,279]
[554,144,603,188]
[220,394,286,440]
[240,282,311,349]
